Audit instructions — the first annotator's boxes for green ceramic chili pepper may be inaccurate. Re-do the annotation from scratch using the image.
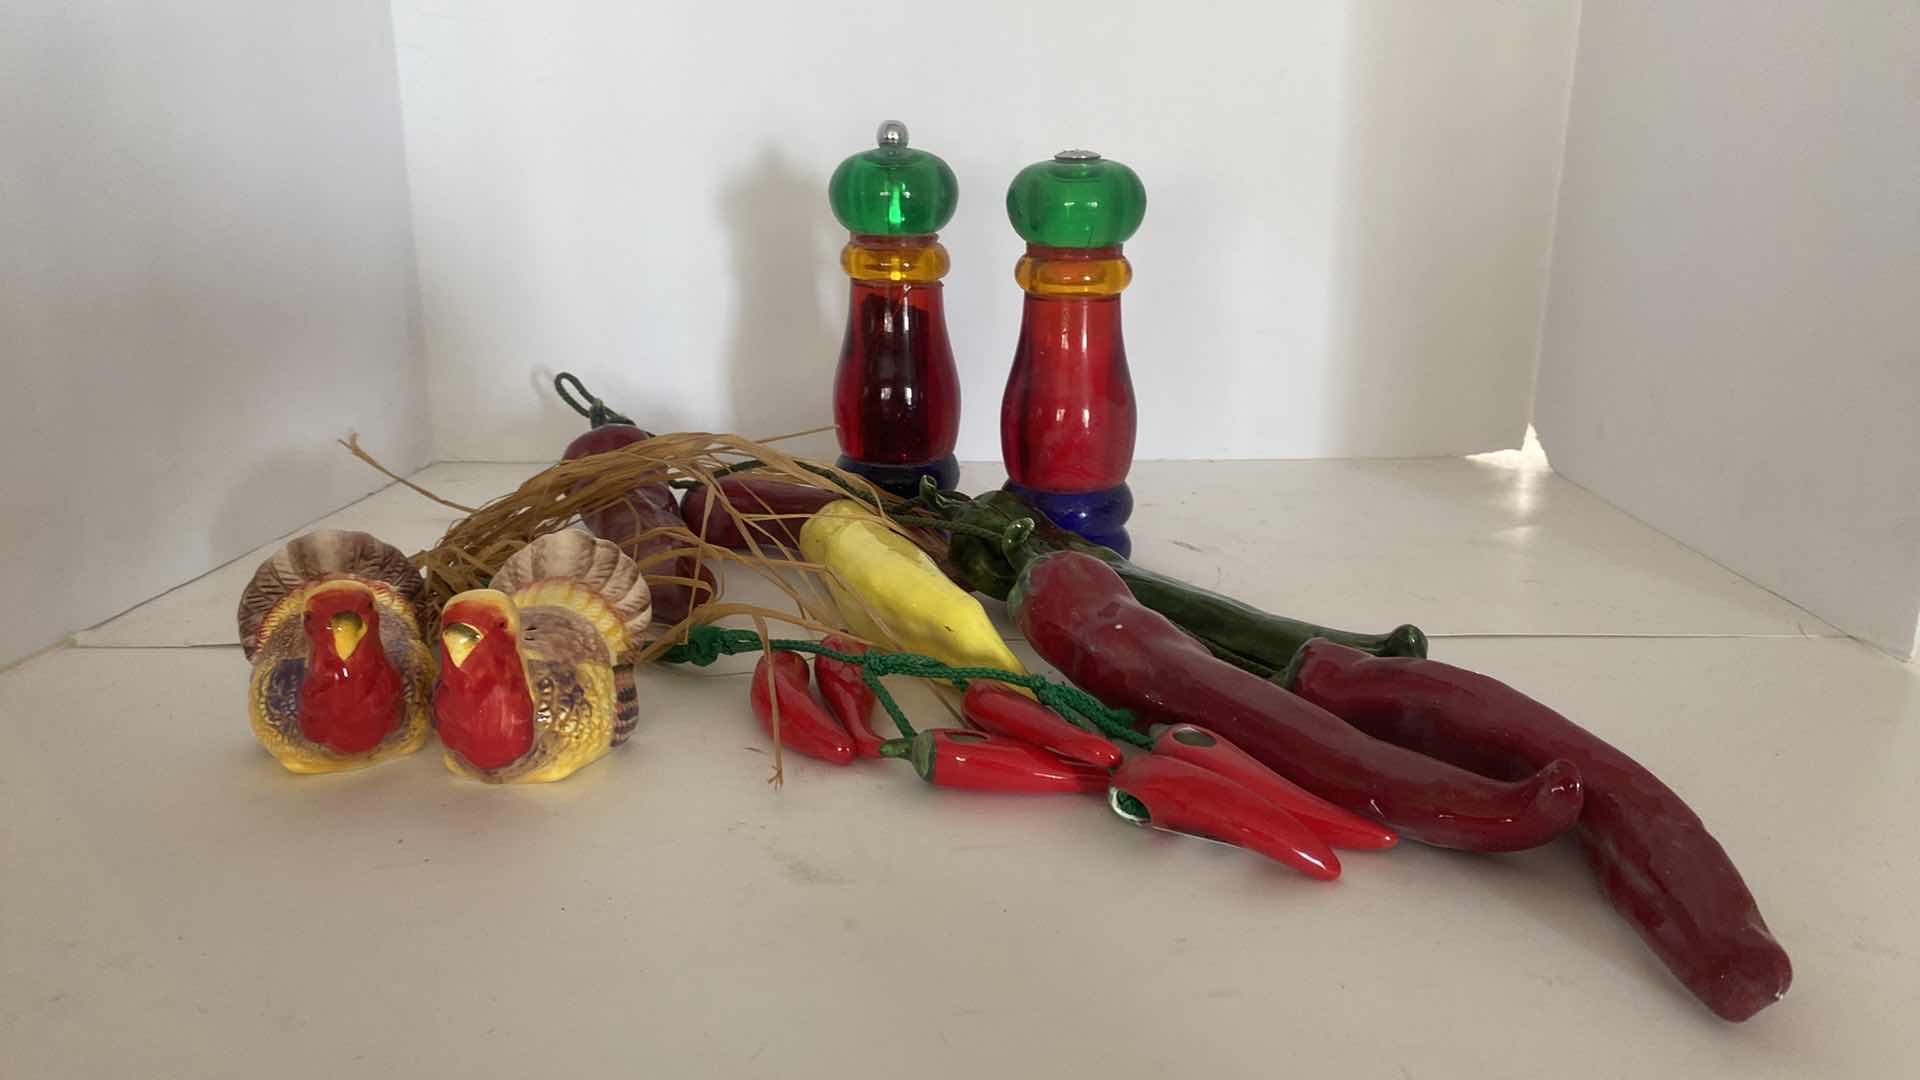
[938,488,1427,677]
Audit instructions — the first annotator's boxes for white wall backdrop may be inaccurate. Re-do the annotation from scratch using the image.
[5,1,1911,669]
[1534,1,1920,657]
[0,1,429,666]
[392,0,1580,463]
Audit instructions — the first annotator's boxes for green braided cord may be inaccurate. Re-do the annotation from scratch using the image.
[860,665,918,741]
[657,624,1148,748]
[553,372,637,428]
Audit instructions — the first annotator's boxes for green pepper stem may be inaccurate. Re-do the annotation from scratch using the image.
[1274,639,1315,691]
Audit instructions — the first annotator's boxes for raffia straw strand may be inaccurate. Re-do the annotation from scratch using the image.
[339,434,477,513]
[344,431,917,675]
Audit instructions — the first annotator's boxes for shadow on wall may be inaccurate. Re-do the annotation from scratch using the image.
[1320,3,1576,458]
[208,446,386,644]
[720,147,841,456]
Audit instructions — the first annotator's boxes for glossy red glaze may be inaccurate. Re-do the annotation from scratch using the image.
[682,477,842,552]
[564,422,718,622]
[833,281,961,467]
[912,729,1108,794]
[563,423,677,511]
[582,485,715,624]
[563,421,655,463]
[815,636,885,758]
[1150,724,1397,850]
[297,590,402,754]
[1288,640,1791,1021]
[1000,248,1136,493]
[1110,755,1340,881]
[1010,552,1585,852]
[433,601,533,771]
[750,652,855,765]
[563,423,713,623]
[962,682,1123,769]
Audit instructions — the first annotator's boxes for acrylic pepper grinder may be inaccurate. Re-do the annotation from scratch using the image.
[1000,150,1146,555]
[827,121,962,496]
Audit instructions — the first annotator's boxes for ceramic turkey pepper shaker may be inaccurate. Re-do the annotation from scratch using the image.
[999,150,1146,555]
[827,121,962,496]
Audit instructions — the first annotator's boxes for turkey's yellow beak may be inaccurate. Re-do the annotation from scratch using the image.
[442,623,482,669]
[328,611,367,661]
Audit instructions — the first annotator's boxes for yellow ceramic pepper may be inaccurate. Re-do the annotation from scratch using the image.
[800,500,1028,678]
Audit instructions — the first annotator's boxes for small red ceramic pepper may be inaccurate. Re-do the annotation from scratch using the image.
[962,682,1123,769]
[1149,724,1396,851]
[814,635,885,758]
[885,729,1107,794]
[1108,756,1340,881]
[749,652,854,765]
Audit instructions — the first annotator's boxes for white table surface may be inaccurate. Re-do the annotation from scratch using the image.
[5,458,1913,1079]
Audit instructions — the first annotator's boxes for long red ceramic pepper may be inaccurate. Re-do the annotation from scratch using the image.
[962,682,1123,769]
[1109,756,1340,881]
[749,652,854,765]
[1149,724,1396,851]
[1009,552,1584,851]
[814,635,885,758]
[885,729,1108,794]
[1284,641,1791,1021]
[682,476,842,552]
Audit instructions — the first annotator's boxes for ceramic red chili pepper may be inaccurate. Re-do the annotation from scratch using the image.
[814,635,885,758]
[1009,551,1584,852]
[1285,640,1791,1022]
[749,651,854,765]
[1150,724,1396,851]
[961,682,1124,769]
[884,729,1108,794]
[1108,756,1340,881]
[683,476,843,551]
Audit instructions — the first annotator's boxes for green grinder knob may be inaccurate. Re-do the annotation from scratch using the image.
[828,121,959,237]
[1005,150,1147,249]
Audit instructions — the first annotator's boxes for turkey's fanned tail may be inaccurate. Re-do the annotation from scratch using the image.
[237,530,426,659]
[490,530,652,658]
